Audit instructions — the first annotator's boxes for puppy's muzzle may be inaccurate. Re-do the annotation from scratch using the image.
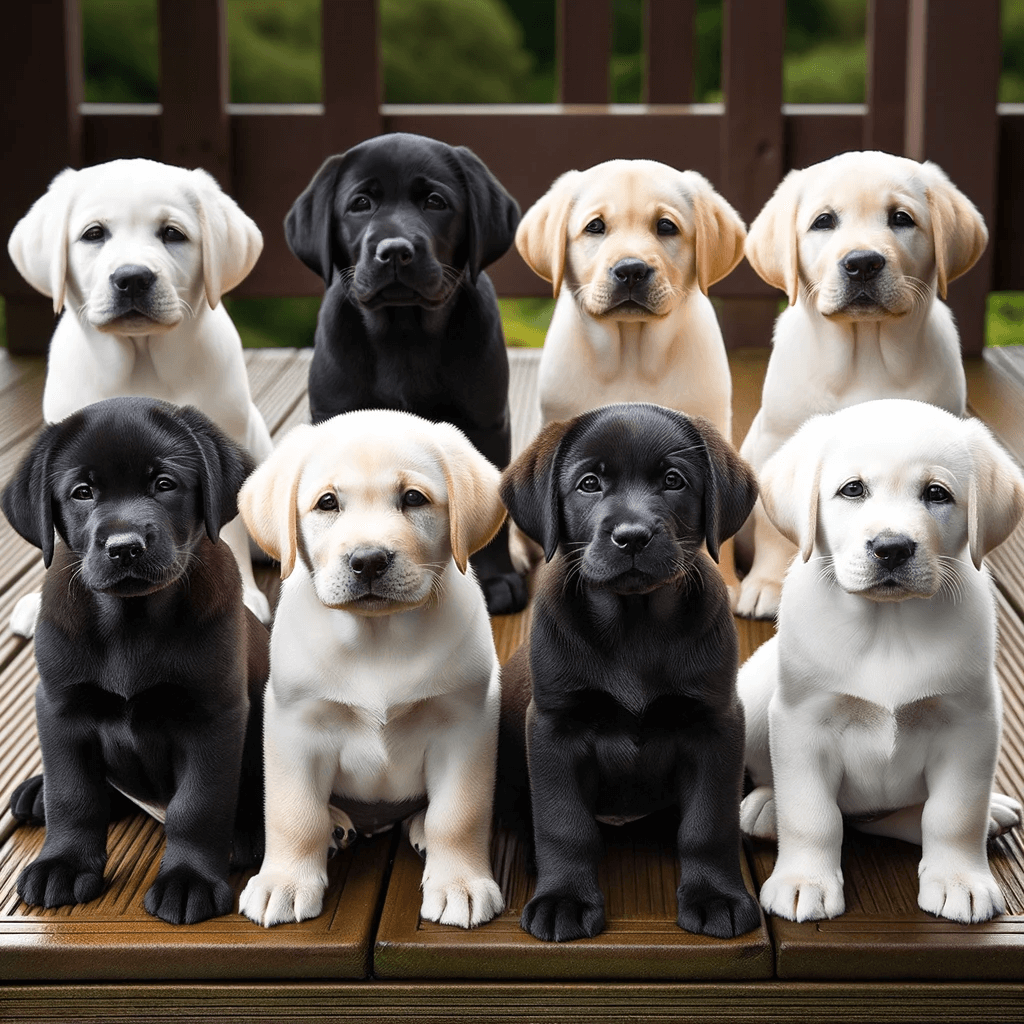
[110,265,156,301]
[611,259,653,290]
[375,238,415,267]
[867,533,916,572]
[106,531,147,568]
[611,522,652,555]
[349,547,393,581]
[841,250,886,283]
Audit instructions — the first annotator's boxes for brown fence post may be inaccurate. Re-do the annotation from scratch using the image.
[323,0,382,154]
[559,0,612,103]
[1,0,83,355]
[864,0,908,153]
[719,0,785,349]
[905,0,1000,356]
[645,0,695,104]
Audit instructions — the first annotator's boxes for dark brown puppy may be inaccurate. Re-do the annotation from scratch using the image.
[2,397,268,925]
[500,402,760,942]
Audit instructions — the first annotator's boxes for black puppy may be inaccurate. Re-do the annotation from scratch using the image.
[499,402,761,942]
[2,397,268,925]
[285,131,527,614]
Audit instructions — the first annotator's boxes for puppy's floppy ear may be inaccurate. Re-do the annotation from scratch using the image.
[745,168,803,306]
[499,418,576,562]
[964,418,1024,570]
[285,154,345,288]
[8,167,77,314]
[238,424,316,579]
[759,418,830,562]
[515,171,581,299]
[686,415,758,562]
[679,171,747,296]
[921,162,988,301]
[451,145,520,283]
[430,422,507,573]
[190,169,263,309]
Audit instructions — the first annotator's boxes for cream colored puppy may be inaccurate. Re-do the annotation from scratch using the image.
[739,400,1024,924]
[516,160,745,440]
[735,151,988,619]
[7,158,272,629]
[237,410,507,929]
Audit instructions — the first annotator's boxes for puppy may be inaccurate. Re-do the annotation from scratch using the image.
[515,160,745,441]
[734,151,988,619]
[8,158,273,631]
[236,409,507,929]
[500,402,761,942]
[738,400,1024,924]
[285,132,526,615]
[2,397,268,925]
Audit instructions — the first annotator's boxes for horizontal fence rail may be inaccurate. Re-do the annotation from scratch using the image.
[0,0,1016,356]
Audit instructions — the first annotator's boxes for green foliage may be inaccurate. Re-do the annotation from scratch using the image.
[82,0,158,102]
[500,298,555,348]
[987,293,1024,347]
[228,0,321,103]
[223,296,321,349]
[1002,0,1024,101]
[784,39,865,103]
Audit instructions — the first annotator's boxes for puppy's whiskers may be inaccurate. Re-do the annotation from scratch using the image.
[935,555,967,605]
[811,554,839,589]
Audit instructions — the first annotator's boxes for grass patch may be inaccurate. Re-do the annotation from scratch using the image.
[987,292,1024,347]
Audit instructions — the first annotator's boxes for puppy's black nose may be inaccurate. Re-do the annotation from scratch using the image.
[106,534,146,566]
[610,524,652,554]
[110,265,156,296]
[611,258,652,288]
[375,238,415,266]
[841,250,886,282]
[868,535,916,570]
[349,547,392,579]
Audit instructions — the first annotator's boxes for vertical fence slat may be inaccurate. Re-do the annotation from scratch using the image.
[864,0,908,153]
[1,0,83,355]
[323,0,381,153]
[159,0,230,185]
[559,0,612,103]
[645,0,695,104]
[905,0,1000,356]
[719,0,785,348]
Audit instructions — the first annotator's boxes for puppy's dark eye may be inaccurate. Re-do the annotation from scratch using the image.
[577,474,602,493]
[890,210,915,229]
[402,489,429,507]
[811,212,837,231]
[838,480,865,498]
[160,226,187,243]
[349,195,372,213]
[424,193,448,211]
[656,218,678,236]
[584,218,605,235]
[663,469,686,490]
[924,483,953,504]
[316,493,339,511]
[154,476,177,492]
[80,225,105,243]
[71,484,93,500]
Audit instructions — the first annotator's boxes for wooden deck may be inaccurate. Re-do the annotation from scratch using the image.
[2,347,1024,1021]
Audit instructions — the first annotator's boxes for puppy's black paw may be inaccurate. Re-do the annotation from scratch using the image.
[144,865,233,925]
[10,775,46,825]
[676,885,761,939]
[521,890,605,942]
[17,854,105,908]
[481,572,529,616]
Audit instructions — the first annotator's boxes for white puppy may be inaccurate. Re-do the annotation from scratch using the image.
[7,158,272,629]
[735,151,988,619]
[739,400,1024,924]
[237,410,507,929]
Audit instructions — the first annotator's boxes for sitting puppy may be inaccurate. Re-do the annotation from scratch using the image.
[734,151,988,619]
[1,397,268,925]
[7,158,273,631]
[285,132,526,615]
[515,160,746,441]
[500,403,761,942]
[739,400,1024,924]
[237,410,507,929]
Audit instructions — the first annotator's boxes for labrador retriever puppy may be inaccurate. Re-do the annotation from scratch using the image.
[734,151,988,619]
[515,160,745,441]
[738,400,1024,924]
[500,403,761,942]
[285,132,526,616]
[7,158,273,632]
[1,397,268,925]
[237,409,507,929]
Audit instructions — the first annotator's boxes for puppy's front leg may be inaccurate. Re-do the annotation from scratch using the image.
[521,707,605,942]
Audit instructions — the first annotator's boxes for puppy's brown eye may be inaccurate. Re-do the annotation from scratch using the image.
[811,213,836,231]
[924,484,952,504]
[80,225,104,242]
[584,218,605,235]
[656,218,678,236]
[154,477,176,492]
[402,489,429,507]
[160,226,187,243]
[890,210,915,229]
[71,484,93,500]
[424,193,448,211]
[663,470,686,490]
[577,474,602,493]
[316,493,339,511]
[349,195,372,213]
[839,480,865,498]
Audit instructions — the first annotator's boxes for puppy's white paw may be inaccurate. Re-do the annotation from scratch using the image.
[759,866,845,921]
[239,867,326,927]
[420,873,504,928]
[733,575,781,620]
[918,864,1005,923]
[10,592,41,638]
[989,792,1022,838]
[243,585,273,626]
[740,786,778,840]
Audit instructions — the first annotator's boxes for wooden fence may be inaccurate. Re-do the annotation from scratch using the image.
[1,0,1019,356]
